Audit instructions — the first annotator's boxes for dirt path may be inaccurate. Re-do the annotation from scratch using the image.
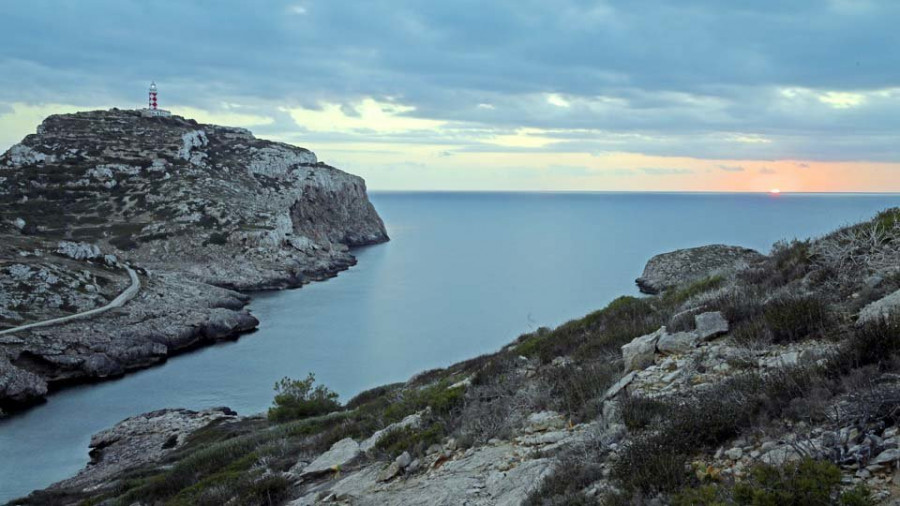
[0,266,140,336]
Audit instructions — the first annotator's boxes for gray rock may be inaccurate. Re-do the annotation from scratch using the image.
[378,461,403,482]
[323,443,553,506]
[47,407,237,492]
[694,311,729,340]
[603,371,637,400]
[636,245,763,294]
[622,327,665,372]
[657,331,700,355]
[360,412,424,453]
[396,451,412,469]
[299,438,361,478]
[859,289,900,324]
[725,447,744,460]
[872,448,900,465]
[524,411,566,433]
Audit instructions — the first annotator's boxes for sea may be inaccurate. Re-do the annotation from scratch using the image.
[1,191,898,501]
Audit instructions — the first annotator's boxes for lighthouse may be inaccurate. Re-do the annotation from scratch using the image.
[149,81,158,110]
[140,81,171,117]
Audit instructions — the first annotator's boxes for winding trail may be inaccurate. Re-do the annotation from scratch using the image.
[0,266,141,336]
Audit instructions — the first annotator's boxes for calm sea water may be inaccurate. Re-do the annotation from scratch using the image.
[1,192,898,501]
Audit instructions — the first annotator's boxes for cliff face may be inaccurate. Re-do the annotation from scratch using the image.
[0,109,388,410]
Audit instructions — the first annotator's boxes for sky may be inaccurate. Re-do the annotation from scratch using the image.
[1,0,899,192]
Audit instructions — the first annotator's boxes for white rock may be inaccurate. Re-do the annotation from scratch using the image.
[524,411,566,433]
[298,438,360,477]
[603,371,637,400]
[859,289,900,324]
[694,312,729,340]
[622,327,665,372]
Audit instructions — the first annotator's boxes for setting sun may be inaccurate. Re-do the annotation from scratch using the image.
[769,188,782,194]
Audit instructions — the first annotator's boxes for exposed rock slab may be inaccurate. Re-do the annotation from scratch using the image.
[858,289,900,324]
[292,443,553,506]
[46,407,238,493]
[636,245,763,294]
[622,327,665,372]
[297,438,361,478]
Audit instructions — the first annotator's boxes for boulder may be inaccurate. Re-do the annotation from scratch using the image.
[657,331,700,355]
[298,438,361,478]
[694,312,729,340]
[858,289,900,325]
[524,411,566,434]
[622,327,665,371]
[47,407,237,492]
[603,371,637,400]
[636,245,763,294]
[360,411,424,453]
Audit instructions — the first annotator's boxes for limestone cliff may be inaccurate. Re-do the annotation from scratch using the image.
[0,109,388,410]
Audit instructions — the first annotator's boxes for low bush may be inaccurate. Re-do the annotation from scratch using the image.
[545,361,619,422]
[374,422,446,458]
[613,367,829,495]
[523,450,607,506]
[267,373,341,423]
[763,295,833,343]
[516,296,664,364]
[663,275,725,307]
[672,458,874,506]
[843,314,900,370]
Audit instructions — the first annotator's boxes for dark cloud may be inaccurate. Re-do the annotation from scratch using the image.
[1,1,899,162]
[717,165,745,172]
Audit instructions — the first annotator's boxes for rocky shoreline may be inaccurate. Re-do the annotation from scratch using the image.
[0,109,388,413]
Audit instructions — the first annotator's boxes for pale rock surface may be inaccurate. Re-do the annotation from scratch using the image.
[636,245,763,294]
[622,327,665,372]
[859,289,900,324]
[298,438,361,478]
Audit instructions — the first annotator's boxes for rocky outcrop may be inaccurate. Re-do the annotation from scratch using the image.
[858,289,900,324]
[636,244,763,294]
[0,109,388,409]
[46,407,239,493]
[623,312,729,371]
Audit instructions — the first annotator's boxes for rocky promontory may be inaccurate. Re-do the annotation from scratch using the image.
[0,109,388,411]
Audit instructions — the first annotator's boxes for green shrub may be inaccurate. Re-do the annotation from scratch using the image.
[267,373,340,422]
[763,295,832,343]
[613,369,827,495]
[545,361,619,422]
[524,451,606,506]
[374,423,446,458]
[516,296,663,364]
[663,275,725,306]
[844,314,900,369]
[674,459,874,506]
[620,394,669,431]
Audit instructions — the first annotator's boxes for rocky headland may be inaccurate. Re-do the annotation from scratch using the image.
[16,209,900,505]
[0,109,387,411]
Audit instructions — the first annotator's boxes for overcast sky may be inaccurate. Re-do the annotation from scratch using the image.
[2,0,899,191]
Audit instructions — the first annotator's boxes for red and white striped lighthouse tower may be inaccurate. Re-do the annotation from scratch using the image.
[140,81,171,117]
[148,81,158,110]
